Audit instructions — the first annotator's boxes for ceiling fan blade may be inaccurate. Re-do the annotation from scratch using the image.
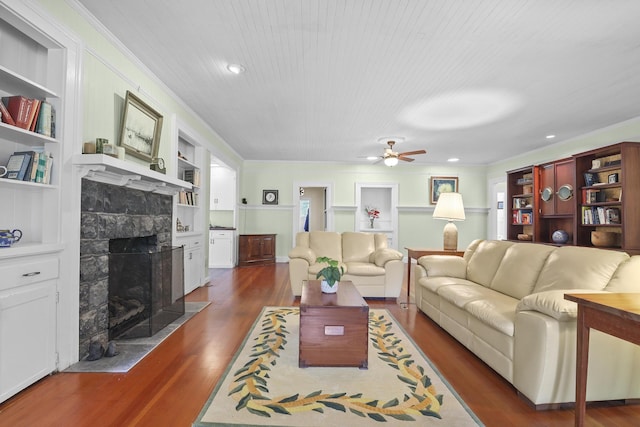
[399,149,427,156]
[399,157,415,162]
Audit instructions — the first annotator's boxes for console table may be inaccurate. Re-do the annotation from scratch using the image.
[404,248,464,307]
[564,293,640,427]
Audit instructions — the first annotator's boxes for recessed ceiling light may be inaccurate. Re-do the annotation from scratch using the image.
[546,134,555,139]
[227,64,246,74]
[447,158,460,162]
[366,156,379,161]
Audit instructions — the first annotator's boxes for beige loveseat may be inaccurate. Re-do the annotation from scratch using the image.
[414,239,640,407]
[288,231,403,298]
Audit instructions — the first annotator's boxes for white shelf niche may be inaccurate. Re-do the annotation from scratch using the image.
[355,183,398,249]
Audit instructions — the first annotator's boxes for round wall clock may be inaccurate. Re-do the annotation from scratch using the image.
[263,190,278,205]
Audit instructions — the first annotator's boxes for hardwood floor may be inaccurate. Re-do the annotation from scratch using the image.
[1,264,639,426]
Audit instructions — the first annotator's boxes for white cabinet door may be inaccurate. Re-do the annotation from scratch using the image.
[0,281,56,403]
[209,230,234,268]
[183,237,205,294]
[210,167,236,210]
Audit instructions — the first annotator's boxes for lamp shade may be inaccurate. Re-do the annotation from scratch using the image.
[433,192,465,221]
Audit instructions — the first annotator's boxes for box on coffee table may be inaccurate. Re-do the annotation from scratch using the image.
[299,280,369,369]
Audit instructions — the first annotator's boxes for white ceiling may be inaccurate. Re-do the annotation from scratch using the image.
[75,0,640,165]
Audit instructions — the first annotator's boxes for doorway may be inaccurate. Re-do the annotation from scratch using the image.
[488,177,507,240]
[292,182,333,246]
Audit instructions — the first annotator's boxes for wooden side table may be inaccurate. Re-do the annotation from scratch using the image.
[564,293,640,427]
[403,248,465,307]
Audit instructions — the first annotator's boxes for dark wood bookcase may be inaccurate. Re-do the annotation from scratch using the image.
[536,157,575,245]
[506,165,538,241]
[506,141,640,254]
[573,142,640,254]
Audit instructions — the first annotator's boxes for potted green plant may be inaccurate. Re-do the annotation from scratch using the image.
[315,256,344,293]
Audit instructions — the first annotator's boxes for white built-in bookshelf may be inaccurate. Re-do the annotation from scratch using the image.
[0,0,76,404]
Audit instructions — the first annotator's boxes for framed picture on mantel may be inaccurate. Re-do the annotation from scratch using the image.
[119,90,163,162]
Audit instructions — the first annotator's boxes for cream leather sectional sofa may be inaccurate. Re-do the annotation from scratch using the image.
[414,239,640,407]
[288,231,403,298]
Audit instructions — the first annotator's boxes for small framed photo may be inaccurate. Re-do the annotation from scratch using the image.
[119,90,163,162]
[608,173,619,184]
[430,176,458,204]
[262,189,278,205]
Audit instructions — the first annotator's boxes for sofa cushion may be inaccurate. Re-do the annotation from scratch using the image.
[490,244,555,299]
[606,256,640,292]
[419,276,478,294]
[342,232,375,263]
[344,261,385,276]
[466,240,515,287]
[309,231,343,261]
[466,292,519,336]
[517,289,608,321]
[308,261,347,277]
[437,283,498,310]
[532,246,629,293]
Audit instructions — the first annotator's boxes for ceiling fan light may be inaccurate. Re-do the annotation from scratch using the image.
[384,157,399,167]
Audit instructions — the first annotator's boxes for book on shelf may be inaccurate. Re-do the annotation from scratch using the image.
[582,206,621,225]
[583,172,599,187]
[35,101,53,137]
[183,169,201,187]
[13,150,38,181]
[3,96,34,129]
[1,96,55,136]
[511,208,532,224]
[5,152,32,180]
[12,149,53,184]
[28,99,41,132]
[0,100,16,126]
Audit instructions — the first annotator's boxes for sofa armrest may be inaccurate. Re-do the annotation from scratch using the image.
[288,246,316,264]
[416,255,467,279]
[516,289,608,321]
[372,248,403,267]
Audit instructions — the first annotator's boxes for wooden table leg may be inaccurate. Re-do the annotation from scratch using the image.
[575,306,589,427]
[404,255,412,308]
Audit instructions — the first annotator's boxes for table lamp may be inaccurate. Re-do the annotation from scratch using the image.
[432,192,465,251]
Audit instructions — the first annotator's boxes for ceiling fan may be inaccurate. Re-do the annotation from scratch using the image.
[379,140,427,166]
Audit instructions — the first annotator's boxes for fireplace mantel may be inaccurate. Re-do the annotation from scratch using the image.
[73,154,191,195]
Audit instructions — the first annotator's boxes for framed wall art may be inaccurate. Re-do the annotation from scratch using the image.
[263,189,279,205]
[119,90,163,162]
[430,176,459,204]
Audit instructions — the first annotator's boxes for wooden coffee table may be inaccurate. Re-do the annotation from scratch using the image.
[299,280,369,369]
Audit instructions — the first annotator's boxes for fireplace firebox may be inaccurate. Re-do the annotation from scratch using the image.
[108,236,184,340]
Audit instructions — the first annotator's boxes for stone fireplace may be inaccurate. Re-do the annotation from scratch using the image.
[79,179,175,359]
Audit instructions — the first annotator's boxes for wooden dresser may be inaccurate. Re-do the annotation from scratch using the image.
[238,234,276,267]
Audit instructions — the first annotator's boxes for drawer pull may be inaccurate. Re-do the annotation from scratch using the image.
[22,271,41,277]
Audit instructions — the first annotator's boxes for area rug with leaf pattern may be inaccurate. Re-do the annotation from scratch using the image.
[193,307,484,426]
